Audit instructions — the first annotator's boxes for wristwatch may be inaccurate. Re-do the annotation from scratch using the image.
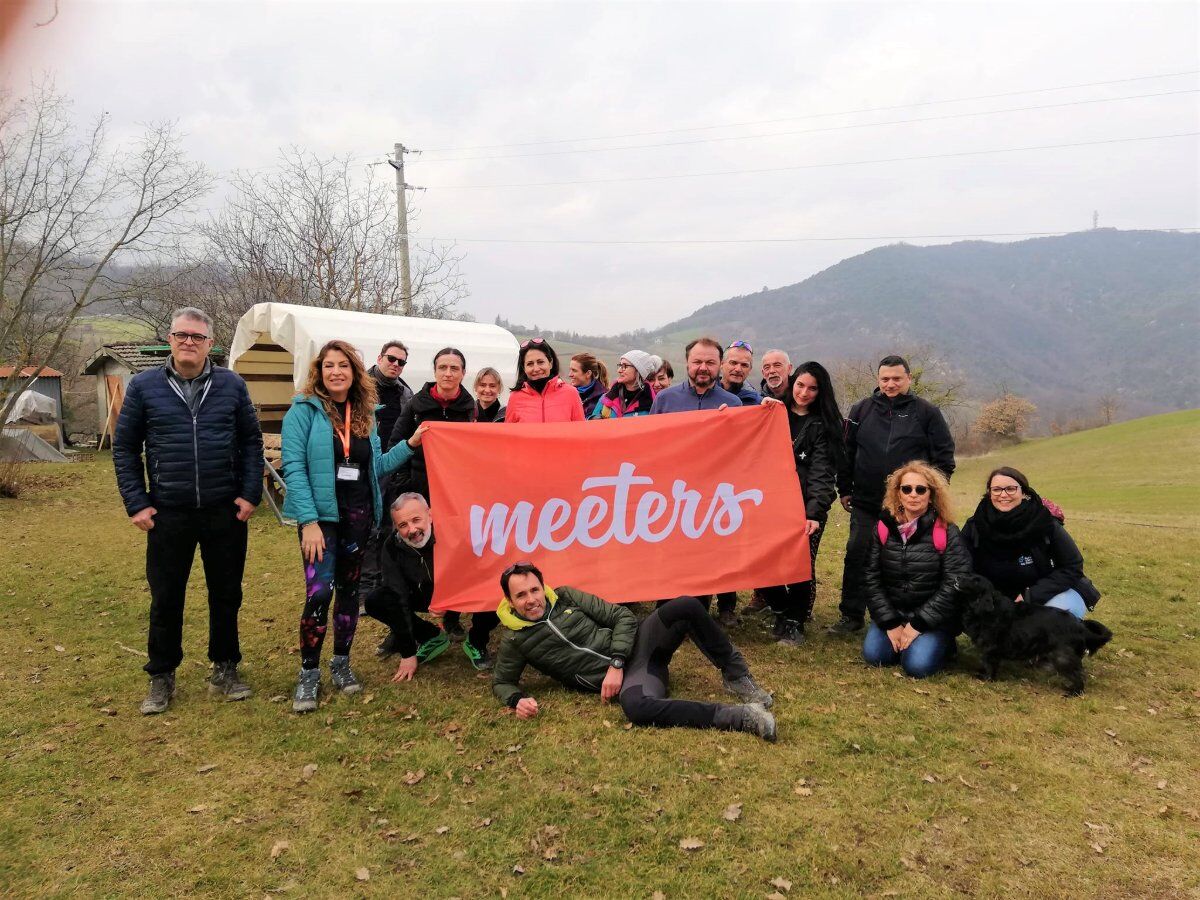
[609,657,625,670]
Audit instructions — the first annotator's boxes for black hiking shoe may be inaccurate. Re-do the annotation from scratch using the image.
[771,615,788,641]
[777,620,807,648]
[329,654,363,694]
[718,703,777,742]
[443,615,466,643]
[140,672,176,715]
[208,661,252,701]
[375,629,399,659]
[716,607,739,628]
[826,615,864,636]
[722,673,773,708]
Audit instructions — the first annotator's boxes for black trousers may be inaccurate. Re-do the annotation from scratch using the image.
[144,505,248,676]
[362,587,442,657]
[619,596,751,729]
[839,505,878,620]
[441,610,500,647]
[762,528,824,622]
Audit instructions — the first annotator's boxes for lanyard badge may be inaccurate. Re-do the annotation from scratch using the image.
[336,402,361,482]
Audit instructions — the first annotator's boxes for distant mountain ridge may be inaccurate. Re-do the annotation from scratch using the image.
[644,229,1199,414]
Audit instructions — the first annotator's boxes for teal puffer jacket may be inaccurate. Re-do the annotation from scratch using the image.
[281,395,415,526]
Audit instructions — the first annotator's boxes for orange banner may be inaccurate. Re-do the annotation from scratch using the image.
[424,405,811,612]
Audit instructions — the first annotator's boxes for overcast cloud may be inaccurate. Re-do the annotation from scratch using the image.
[6,0,1198,333]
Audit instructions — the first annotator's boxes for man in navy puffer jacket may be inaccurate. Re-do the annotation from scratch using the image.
[113,307,263,715]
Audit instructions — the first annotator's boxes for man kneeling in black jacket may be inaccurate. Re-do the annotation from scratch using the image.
[491,562,777,740]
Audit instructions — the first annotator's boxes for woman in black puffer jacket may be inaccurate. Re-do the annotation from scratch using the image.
[862,461,972,678]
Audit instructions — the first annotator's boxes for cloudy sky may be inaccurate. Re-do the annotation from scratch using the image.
[6,0,1198,333]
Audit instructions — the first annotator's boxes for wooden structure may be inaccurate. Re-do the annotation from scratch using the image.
[0,365,65,449]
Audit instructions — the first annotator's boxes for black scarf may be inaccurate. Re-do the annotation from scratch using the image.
[369,364,398,387]
[526,375,552,393]
[969,489,1055,547]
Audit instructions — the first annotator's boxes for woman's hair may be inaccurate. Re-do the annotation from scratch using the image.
[571,353,609,388]
[882,461,955,524]
[474,366,502,389]
[433,346,467,369]
[513,338,561,390]
[790,361,845,452]
[984,465,1032,496]
[303,340,378,438]
[657,359,674,379]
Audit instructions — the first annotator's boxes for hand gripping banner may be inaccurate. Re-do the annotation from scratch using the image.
[424,404,811,611]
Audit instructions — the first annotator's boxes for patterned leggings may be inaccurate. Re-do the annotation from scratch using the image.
[299,506,372,669]
[761,528,824,622]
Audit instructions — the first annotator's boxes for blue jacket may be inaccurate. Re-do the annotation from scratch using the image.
[113,365,263,515]
[725,382,762,406]
[649,381,743,414]
[281,395,415,526]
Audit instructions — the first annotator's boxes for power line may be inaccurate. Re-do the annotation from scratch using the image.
[421,68,1200,153]
[430,131,1200,189]
[399,227,1200,246]
[421,89,1200,162]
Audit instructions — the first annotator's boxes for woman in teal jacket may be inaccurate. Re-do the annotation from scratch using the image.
[282,339,428,712]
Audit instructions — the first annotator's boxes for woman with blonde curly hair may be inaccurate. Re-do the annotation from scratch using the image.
[861,460,971,678]
[282,340,428,712]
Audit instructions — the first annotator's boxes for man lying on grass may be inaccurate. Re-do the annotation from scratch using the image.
[491,561,777,740]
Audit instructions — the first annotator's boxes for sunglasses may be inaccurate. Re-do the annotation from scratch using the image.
[727,340,753,353]
[169,331,211,344]
[383,353,407,367]
[900,484,930,495]
[501,560,535,579]
[520,337,546,349]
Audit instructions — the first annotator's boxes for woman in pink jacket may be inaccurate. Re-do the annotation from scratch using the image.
[504,337,586,423]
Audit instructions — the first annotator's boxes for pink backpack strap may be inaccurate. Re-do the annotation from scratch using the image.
[933,519,947,554]
[876,520,888,544]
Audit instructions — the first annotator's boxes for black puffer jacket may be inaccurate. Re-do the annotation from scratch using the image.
[370,366,413,450]
[843,390,956,512]
[787,411,837,523]
[387,383,476,498]
[863,510,972,633]
[960,515,1084,606]
[113,366,263,515]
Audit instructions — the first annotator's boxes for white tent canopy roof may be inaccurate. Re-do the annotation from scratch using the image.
[228,303,520,393]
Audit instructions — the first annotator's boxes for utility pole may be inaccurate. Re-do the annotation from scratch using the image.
[390,143,414,316]
[1093,209,1099,230]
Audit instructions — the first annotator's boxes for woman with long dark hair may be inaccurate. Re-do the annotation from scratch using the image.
[760,362,843,645]
[282,340,427,712]
[504,337,586,423]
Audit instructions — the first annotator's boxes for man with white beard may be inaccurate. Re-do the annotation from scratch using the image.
[363,493,500,679]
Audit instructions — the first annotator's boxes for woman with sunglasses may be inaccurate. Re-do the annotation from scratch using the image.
[568,353,609,419]
[504,337,586,423]
[861,461,971,678]
[592,350,659,419]
[281,340,429,712]
[959,467,1093,618]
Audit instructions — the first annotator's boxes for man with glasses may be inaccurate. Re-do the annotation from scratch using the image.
[491,562,777,740]
[719,340,762,406]
[832,354,956,636]
[113,307,263,714]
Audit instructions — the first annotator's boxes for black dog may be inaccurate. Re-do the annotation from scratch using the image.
[951,574,1112,695]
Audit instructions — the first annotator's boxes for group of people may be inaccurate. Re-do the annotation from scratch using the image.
[112,307,1101,739]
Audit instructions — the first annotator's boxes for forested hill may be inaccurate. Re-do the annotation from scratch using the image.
[648,229,1199,412]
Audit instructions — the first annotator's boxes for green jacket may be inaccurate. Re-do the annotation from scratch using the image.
[280,395,414,527]
[492,586,639,708]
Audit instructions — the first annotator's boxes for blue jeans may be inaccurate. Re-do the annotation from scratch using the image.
[1044,588,1086,619]
[862,624,955,678]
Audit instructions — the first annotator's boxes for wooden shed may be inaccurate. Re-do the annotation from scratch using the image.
[80,342,226,446]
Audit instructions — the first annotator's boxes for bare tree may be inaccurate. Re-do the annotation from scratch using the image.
[1097,394,1121,426]
[974,392,1038,444]
[0,80,211,420]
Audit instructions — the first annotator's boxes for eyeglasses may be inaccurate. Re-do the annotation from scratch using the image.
[617,362,632,369]
[900,484,930,495]
[989,485,1021,496]
[383,354,407,367]
[169,331,211,344]
[520,337,546,349]
[727,340,753,353]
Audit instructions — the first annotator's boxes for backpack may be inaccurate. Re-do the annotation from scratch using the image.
[877,518,947,553]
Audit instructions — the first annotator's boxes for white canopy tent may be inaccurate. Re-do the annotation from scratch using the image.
[228,302,520,432]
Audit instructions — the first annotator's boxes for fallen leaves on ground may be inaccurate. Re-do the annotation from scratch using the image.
[355,867,370,882]
[196,763,218,774]
[301,763,318,780]
[770,876,793,891]
[722,802,743,822]
[270,840,290,860]
[678,837,705,851]
[402,769,426,786]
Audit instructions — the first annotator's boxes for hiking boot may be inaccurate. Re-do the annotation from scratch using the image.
[292,667,321,713]
[328,654,363,694]
[140,672,175,715]
[463,640,493,671]
[715,703,777,742]
[771,615,788,641]
[716,607,738,628]
[777,620,807,648]
[722,673,773,708]
[826,615,864,636]
[208,661,252,701]
[416,631,450,663]
[375,629,399,659]
[443,614,466,643]
[745,592,768,615]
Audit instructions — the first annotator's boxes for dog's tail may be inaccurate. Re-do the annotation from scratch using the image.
[1082,619,1113,655]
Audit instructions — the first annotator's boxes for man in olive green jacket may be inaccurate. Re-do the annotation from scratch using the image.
[491,562,777,740]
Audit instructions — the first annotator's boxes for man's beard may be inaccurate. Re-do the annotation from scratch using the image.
[399,529,432,549]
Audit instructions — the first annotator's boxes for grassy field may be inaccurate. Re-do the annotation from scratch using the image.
[1,411,1197,898]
